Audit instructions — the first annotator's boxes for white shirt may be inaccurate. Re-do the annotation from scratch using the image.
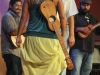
[62,0,78,31]
[57,0,78,52]
[57,0,78,20]
[57,0,78,31]
[62,0,78,19]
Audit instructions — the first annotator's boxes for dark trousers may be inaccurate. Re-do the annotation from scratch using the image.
[3,54,23,75]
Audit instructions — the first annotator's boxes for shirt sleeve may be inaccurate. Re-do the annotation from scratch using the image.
[2,14,18,33]
[63,0,78,19]
[94,18,100,35]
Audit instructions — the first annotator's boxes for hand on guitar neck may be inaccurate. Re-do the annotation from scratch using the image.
[77,22,100,39]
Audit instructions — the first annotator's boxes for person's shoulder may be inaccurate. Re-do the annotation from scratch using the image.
[89,13,96,18]
[74,12,80,17]
[89,13,98,23]
[2,12,13,20]
[2,12,12,19]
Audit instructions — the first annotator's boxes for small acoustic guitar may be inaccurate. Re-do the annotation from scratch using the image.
[78,22,100,39]
[3,28,25,48]
[40,0,74,70]
[11,35,25,47]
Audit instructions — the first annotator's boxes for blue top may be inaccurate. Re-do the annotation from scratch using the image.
[26,3,57,39]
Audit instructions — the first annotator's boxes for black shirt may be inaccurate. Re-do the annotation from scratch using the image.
[70,10,99,53]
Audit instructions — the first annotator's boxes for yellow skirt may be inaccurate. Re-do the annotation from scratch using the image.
[20,36,67,75]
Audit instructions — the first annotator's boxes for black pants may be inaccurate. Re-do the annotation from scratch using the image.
[3,54,23,75]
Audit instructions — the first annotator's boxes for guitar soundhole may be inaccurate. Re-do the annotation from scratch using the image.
[49,16,56,22]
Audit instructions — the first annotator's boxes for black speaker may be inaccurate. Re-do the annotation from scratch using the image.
[90,63,100,75]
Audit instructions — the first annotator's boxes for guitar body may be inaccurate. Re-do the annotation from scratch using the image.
[78,24,93,39]
[78,22,100,39]
[11,35,25,47]
[40,1,60,31]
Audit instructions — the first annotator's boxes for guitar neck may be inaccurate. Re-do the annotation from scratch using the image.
[52,22,69,58]
[92,22,100,29]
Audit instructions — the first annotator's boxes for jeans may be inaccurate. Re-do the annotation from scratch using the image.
[70,49,93,75]
[59,68,66,75]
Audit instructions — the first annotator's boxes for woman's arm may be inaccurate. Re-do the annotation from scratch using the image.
[55,0,66,40]
[17,0,29,37]
[67,16,75,47]
[16,0,29,46]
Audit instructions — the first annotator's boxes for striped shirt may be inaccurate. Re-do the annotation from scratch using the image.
[1,10,21,56]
